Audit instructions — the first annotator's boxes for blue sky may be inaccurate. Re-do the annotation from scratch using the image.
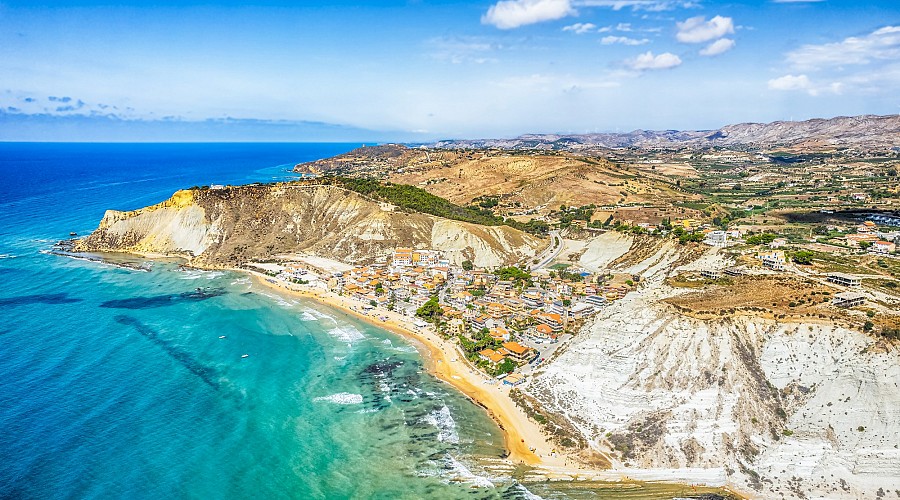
[1,0,898,140]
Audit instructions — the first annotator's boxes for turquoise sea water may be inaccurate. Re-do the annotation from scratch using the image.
[0,144,522,499]
[0,143,720,500]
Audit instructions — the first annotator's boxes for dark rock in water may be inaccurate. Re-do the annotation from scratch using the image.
[100,288,226,309]
[0,293,83,307]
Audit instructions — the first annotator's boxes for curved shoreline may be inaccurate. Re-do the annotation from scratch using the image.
[246,270,747,498]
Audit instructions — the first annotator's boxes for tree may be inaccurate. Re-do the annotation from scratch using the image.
[461,260,474,271]
[416,296,443,323]
[863,320,874,332]
[562,299,571,307]
[859,241,872,250]
[792,250,814,265]
[496,358,516,375]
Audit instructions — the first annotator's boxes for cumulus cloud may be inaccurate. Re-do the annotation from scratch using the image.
[786,26,900,70]
[626,51,682,70]
[767,74,843,96]
[676,15,734,43]
[602,35,650,45]
[562,22,596,34]
[699,38,735,56]
[482,0,575,29]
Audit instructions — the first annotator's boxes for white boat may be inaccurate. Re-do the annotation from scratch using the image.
[241,354,249,358]
[219,335,226,339]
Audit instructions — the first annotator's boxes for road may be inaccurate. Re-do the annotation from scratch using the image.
[530,230,562,270]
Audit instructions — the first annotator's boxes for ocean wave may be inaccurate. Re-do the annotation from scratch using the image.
[300,311,318,321]
[257,292,296,309]
[328,325,365,343]
[302,308,335,322]
[423,405,459,444]
[0,254,17,259]
[442,454,494,488]
[313,392,363,405]
[378,381,392,403]
[356,408,379,414]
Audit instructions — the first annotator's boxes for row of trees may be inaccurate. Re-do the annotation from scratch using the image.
[322,176,550,235]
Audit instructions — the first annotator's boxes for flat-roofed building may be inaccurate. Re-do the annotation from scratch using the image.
[832,291,865,308]
[828,272,861,287]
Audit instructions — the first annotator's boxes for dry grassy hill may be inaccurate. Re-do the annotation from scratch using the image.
[296,145,690,214]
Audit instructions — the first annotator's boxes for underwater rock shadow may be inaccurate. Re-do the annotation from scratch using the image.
[114,314,222,391]
[0,293,83,307]
[100,288,226,309]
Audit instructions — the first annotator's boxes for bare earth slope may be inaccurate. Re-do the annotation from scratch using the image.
[527,244,900,499]
[74,183,545,268]
[297,146,686,209]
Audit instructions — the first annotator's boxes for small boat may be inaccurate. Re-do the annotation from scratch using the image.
[241,354,249,358]
[218,335,226,339]
[69,232,77,236]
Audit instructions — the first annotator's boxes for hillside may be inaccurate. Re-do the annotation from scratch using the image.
[74,183,546,268]
[296,145,691,211]
[526,239,900,499]
[432,114,900,151]
[433,115,900,152]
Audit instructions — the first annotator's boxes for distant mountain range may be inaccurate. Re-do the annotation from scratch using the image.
[430,114,900,151]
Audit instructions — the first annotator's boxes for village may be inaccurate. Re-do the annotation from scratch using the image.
[263,246,632,384]
[247,207,900,389]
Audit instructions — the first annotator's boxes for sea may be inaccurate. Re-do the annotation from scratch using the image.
[0,143,716,500]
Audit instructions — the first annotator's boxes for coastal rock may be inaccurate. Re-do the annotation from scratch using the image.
[527,245,900,499]
[75,183,544,267]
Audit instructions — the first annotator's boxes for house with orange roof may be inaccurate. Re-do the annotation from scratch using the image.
[501,341,536,364]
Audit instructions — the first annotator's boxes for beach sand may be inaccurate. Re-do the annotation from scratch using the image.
[248,271,748,498]
[248,271,555,466]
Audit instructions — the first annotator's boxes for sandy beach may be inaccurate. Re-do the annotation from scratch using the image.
[247,270,748,498]
[247,270,555,466]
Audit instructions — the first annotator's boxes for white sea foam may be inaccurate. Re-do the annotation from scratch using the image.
[299,311,318,321]
[230,277,250,286]
[378,381,392,403]
[357,408,379,414]
[303,308,335,322]
[442,454,494,488]
[328,325,365,343]
[313,392,363,405]
[0,254,17,259]
[257,292,295,309]
[423,405,459,444]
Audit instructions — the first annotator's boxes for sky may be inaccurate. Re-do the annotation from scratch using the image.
[0,0,898,141]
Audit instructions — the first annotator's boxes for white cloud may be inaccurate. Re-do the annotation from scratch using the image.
[563,22,597,34]
[616,22,633,32]
[699,38,735,56]
[626,51,682,70]
[786,26,900,70]
[767,74,843,96]
[602,35,650,45]
[482,0,576,29]
[676,15,735,43]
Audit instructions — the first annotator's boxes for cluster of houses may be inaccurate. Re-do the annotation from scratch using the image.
[322,248,632,373]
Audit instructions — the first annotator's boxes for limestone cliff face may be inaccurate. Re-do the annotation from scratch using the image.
[75,184,545,267]
[528,246,900,498]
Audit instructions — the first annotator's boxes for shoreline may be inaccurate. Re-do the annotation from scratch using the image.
[245,269,550,466]
[244,269,747,497]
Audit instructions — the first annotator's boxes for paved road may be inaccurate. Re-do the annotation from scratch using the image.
[531,230,562,270]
